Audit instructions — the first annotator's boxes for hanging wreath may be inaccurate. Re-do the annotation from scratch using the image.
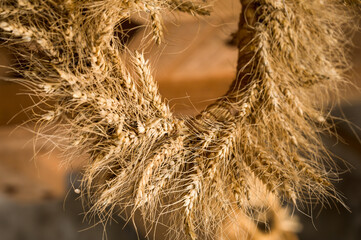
[0,0,360,239]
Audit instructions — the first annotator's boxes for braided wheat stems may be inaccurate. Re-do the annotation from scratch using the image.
[0,0,359,239]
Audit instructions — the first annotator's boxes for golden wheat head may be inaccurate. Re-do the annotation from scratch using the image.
[0,0,360,239]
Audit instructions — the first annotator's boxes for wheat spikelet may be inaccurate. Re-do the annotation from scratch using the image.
[0,0,360,239]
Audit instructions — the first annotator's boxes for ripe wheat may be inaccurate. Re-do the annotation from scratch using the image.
[0,0,360,239]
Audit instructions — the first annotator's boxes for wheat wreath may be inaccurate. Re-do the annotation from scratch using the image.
[0,0,360,239]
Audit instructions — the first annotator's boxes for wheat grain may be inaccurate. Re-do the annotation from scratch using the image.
[0,0,359,239]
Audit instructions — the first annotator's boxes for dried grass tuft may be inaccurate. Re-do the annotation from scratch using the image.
[0,0,360,239]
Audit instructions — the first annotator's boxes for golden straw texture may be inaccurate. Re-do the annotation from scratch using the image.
[0,0,360,239]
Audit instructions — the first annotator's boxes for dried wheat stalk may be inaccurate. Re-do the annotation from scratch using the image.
[0,0,359,239]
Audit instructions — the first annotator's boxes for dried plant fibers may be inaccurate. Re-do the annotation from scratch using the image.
[0,0,360,239]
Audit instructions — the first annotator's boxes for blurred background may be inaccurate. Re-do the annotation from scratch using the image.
[0,0,360,239]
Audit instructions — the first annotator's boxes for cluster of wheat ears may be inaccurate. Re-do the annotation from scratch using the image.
[0,0,360,239]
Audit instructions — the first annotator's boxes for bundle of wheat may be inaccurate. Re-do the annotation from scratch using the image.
[0,0,359,239]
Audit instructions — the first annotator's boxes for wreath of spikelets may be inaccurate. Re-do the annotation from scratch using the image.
[0,0,360,239]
